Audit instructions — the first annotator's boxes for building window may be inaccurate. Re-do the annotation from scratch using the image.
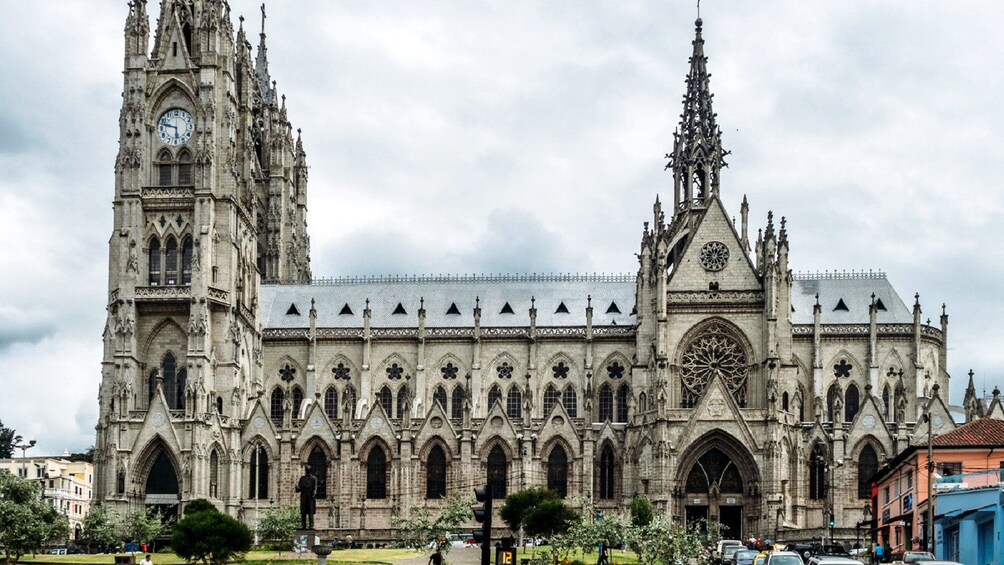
[598,384,613,422]
[782,391,789,412]
[396,385,410,419]
[165,237,178,285]
[450,386,464,420]
[883,385,891,419]
[433,386,447,411]
[563,386,577,418]
[378,386,392,416]
[308,447,327,499]
[858,444,878,499]
[487,385,502,412]
[543,385,560,416]
[426,445,447,499]
[809,443,827,500]
[366,445,387,499]
[249,444,268,499]
[506,387,522,419]
[161,353,177,408]
[174,368,186,410]
[209,450,219,498]
[598,444,616,500]
[679,323,749,407]
[149,237,161,285]
[487,445,507,498]
[177,150,193,185]
[324,387,338,420]
[215,396,223,415]
[181,237,193,285]
[547,445,568,498]
[291,386,304,419]
[845,384,860,422]
[270,388,283,424]
[938,462,962,478]
[616,385,629,423]
[157,149,173,186]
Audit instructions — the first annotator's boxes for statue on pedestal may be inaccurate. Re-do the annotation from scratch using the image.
[295,465,318,530]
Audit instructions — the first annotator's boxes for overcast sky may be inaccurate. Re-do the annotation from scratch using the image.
[1,1,1002,455]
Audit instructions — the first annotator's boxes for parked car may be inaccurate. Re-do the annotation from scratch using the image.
[732,549,760,565]
[715,540,744,564]
[785,543,816,561]
[892,551,936,564]
[817,545,850,557]
[722,544,745,564]
[764,551,806,565]
[807,557,864,565]
[427,533,473,549]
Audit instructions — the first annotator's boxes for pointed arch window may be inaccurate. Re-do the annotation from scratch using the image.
[175,367,187,410]
[882,385,891,419]
[826,384,841,423]
[845,384,860,422]
[270,388,284,424]
[324,387,338,420]
[487,385,502,412]
[396,385,410,419]
[215,396,223,415]
[433,386,447,412]
[308,447,328,499]
[209,450,219,498]
[366,445,387,499]
[162,353,177,408]
[378,386,392,416]
[598,384,613,422]
[809,443,827,500]
[487,445,508,498]
[149,237,162,285]
[547,445,569,498]
[563,386,578,418]
[181,237,193,285]
[291,386,304,419]
[157,149,173,186]
[145,450,179,495]
[598,444,616,500]
[506,387,522,419]
[858,444,879,499]
[165,237,178,285]
[177,150,193,185]
[616,385,630,423]
[543,385,560,416]
[249,444,268,499]
[782,391,789,412]
[638,392,647,413]
[451,386,465,420]
[426,445,447,499]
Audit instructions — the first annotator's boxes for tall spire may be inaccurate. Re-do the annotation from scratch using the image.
[255,3,272,99]
[667,18,729,216]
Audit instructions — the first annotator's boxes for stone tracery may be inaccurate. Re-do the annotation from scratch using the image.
[679,322,749,407]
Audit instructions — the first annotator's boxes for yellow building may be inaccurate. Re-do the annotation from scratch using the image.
[0,456,94,540]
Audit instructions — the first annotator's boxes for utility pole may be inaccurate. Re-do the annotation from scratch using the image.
[926,408,935,555]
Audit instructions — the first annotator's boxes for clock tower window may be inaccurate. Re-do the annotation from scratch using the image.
[165,237,178,285]
[177,151,192,185]
[148,237,161,286]
[157,149,173,186]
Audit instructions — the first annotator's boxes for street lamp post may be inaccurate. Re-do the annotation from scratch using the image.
[253,440,262,546]
[13,437,36,479]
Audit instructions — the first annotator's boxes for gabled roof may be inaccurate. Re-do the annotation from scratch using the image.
[932,417,1004,448]
[790,272,912,324]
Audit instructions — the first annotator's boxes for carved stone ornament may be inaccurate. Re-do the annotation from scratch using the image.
[699,241,729,271]
[680,323,748,405]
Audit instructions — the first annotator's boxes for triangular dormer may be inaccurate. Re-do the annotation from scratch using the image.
[666,197,761,291]
[675,373,759,452]
[154,10,196,71]
[415,400,458,449]
[299,400,337,443]
[475,399,520,456]
[358,400,398,448]
[911,392,957,444]
[133,387,183,455]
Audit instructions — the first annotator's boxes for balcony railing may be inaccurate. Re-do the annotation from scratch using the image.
[935,469,1003,491]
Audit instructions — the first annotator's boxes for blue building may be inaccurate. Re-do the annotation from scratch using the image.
[934,469,1003,564]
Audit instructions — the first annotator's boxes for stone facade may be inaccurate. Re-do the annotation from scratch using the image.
[96,2,956,545]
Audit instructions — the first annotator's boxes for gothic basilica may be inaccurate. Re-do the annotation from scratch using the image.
[96,0,960,543]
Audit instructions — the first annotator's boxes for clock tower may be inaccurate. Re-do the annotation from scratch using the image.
[95,0,310,515]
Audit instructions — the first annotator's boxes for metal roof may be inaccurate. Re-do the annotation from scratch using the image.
[790,273,913,325]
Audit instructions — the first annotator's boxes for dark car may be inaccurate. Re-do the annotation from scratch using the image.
[818,545,850,557]
[733,549,760,565]
[785,544,816,561]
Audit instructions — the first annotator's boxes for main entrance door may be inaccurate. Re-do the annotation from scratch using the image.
[684,447,746,539]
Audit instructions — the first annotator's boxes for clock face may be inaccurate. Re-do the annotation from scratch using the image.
[157,109,195,146]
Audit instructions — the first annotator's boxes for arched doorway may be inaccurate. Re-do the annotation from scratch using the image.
[677,433,760,540]
[142,444,180,518]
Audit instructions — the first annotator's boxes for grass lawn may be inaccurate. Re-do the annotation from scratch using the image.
[517,548,639,564]
[18,548,423,565]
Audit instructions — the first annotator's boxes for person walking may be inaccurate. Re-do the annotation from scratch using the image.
[139,555,153,565]
[428,549,442,565]
[596,544,609,565]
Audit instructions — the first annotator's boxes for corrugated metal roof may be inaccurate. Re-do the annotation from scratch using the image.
[790,274,913,324]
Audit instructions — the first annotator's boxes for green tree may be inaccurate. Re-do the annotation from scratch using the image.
[0,471,70,565]
[183,499,217,515]
[392,495,472,557]
[0,422,16,459]
[523,499,576,539]
[498,487,560,536]
[121,508,164,545]
[255,506,298,547]
[171,498,252,565]
[81,505,122,552]
[629,495,653,527]
[66,446,94,464]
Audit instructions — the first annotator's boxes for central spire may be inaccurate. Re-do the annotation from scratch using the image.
[666,18,729,217]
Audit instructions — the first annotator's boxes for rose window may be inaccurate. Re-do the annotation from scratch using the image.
[699,241,729,272]
[679,323,748,407]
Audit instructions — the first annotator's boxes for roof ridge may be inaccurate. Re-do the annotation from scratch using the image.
[792,270,886,281]
[264,273,635,286]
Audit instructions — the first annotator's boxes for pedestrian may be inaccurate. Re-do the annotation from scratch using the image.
[428,549,442,565]
[597,544,609,565]
[883,544,892,563]
[874,543,883,563]
[140,555,153,565]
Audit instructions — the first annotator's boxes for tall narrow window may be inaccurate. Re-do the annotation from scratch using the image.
[366,445,387,499]
[782,392,790,412]
[433,386,447,411]
[162,353,177,408]
[883,385,891,419]
[616,385,629,423]
[148,237,162,285]
[148,370,158,403]
[598,444,616,500]
[324,387,338,420]
[209,450,219,498]
[175,368,187,410]
[543,385,560,416]
[563,386,578,418]
[451,386,465,420]
[158,149,173,186]
[487,445,508,498]
[215,396,223,414]
[507,387,522,420]
[487,385,502,412]
[165,237,178,285]
[547,445,569,497]
[249,444,268,499]
[845,384,860,422]
[598,384,613,422]
[291,386,304,419]
[809,443,827,500]
[270,388,283,424]
[177,150,193,185]
[397,385,410,419]
[378,386,392,416]
[858,445,878,499]
[308,447,327,499]
[426,445,447,499]
[181,237,193,285]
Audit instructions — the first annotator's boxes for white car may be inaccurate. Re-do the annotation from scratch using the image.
[807,557,865,565]
[427,533,474,549]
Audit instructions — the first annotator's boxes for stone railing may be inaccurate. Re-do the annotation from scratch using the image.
[135,285,191,301]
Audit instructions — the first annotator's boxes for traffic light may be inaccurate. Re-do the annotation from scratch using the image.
[473,484,493,565]
[828,513,835,528]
